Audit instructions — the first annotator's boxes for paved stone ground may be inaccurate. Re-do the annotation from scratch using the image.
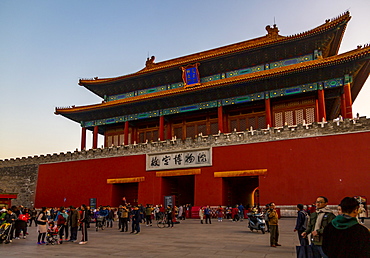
[1,218,369,257]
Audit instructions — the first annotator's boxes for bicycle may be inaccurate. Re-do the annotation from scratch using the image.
[156,215,168,228]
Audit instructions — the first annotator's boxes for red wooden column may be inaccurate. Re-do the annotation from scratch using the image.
[343,83,353,118]
[265,97,272,127]
[315,99,320,122]
[81,127,87,150]
[124,121,129,145]
[93,126,98,149]
[166,121,172,140]
[340,93,346,117]
[159,116,164,141]
[218,105,224,133]
[317,89,326,121]
[131,126,137,144]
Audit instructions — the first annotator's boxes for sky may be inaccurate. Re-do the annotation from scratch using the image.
[0,0,369,160]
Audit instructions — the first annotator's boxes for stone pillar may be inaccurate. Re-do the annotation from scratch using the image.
[159,116,164,141]
[93,126,98,149]
[318,89,326,121]
[81,127,87,150]
[124,121,129,145]
[343,83,353,118]
[265,97,272,127]
[218,105,224,133]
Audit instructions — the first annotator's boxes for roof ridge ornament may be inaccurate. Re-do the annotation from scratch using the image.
[265,24,280,39]
[145,55,156,69]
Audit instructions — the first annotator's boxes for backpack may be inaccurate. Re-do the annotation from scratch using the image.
[301,210,310,229]
[18,214,28,221]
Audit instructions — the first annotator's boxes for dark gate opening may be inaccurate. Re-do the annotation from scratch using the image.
[162,175,195,206]
[111,183,139,207]
[223,176,259,207]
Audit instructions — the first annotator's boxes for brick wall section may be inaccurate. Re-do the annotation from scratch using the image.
[1,117,369,208]
[0,164,38,208]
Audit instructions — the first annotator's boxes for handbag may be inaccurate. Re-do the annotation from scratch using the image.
[296,239,314,258]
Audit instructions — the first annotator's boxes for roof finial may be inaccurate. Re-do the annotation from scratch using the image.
[266,24,279,39]
[145,55,156,69]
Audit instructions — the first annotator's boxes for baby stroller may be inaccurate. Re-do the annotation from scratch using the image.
[0,223,13,244]
[46,226,60,245]
[96,215,105,231]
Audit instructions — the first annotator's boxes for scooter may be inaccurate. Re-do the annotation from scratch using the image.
[247,213,266,234]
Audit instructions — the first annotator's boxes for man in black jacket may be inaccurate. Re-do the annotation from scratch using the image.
[294,204,309,246]
[322,197,370,258]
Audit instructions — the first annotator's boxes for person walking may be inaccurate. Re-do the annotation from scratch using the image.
[294,204,309,246]
[166,205,174,228]
[204,205,212,224]
[217,206,224,222]
[36,207,48,245]
[358,203,366,224]
[79,204,88,245]
[302,196,335,258]
[119,205,129,232]
[106,207,114,228]
[68,206,79,242]
[199,206,204,224]
[268,202,281,247]
[145,204,153,226]
[130,206,141,234]
[29,208,37,227]
[57,208,68,243]
[322,197,370,257]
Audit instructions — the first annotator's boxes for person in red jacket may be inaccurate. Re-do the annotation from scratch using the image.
[232,205,239,221]
[57,208,68,242]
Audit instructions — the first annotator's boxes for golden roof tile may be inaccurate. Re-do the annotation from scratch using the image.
[79,12,351,85]
[56,43,369,115]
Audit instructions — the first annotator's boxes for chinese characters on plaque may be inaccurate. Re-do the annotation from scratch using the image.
[146,148,212,171]
[181,64,200,86]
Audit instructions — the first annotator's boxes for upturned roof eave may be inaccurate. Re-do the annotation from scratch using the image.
[55,45,369,117]
[78,12,351,87]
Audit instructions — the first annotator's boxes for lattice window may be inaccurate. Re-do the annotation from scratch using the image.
[285,111,294,126]
[152,130,158,141]
[210,122,218,134]
[107,136,113,147]
[119,134,124,145]
[240,118,247,131]
[258,116,266,129]
[139,133,144,143]
[186,125,195,139]
[230,120,238,131]
[306,107,315,124]
[275,112,283,127]
[248,117,256,129]
[197,124,207,135]
[174,127,183,139]
[295,109,304,125]
[113,135,119,146]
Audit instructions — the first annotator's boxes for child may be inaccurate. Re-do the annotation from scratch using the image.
[48,221,58,233]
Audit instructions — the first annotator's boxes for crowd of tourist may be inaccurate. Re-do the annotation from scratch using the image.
[1,197,369,257]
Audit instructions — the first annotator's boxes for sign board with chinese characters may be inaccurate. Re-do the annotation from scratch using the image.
[181,63,200,87]
[146,148,212,171]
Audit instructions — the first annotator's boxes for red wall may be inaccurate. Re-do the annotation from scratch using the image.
[35,131,370,208]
